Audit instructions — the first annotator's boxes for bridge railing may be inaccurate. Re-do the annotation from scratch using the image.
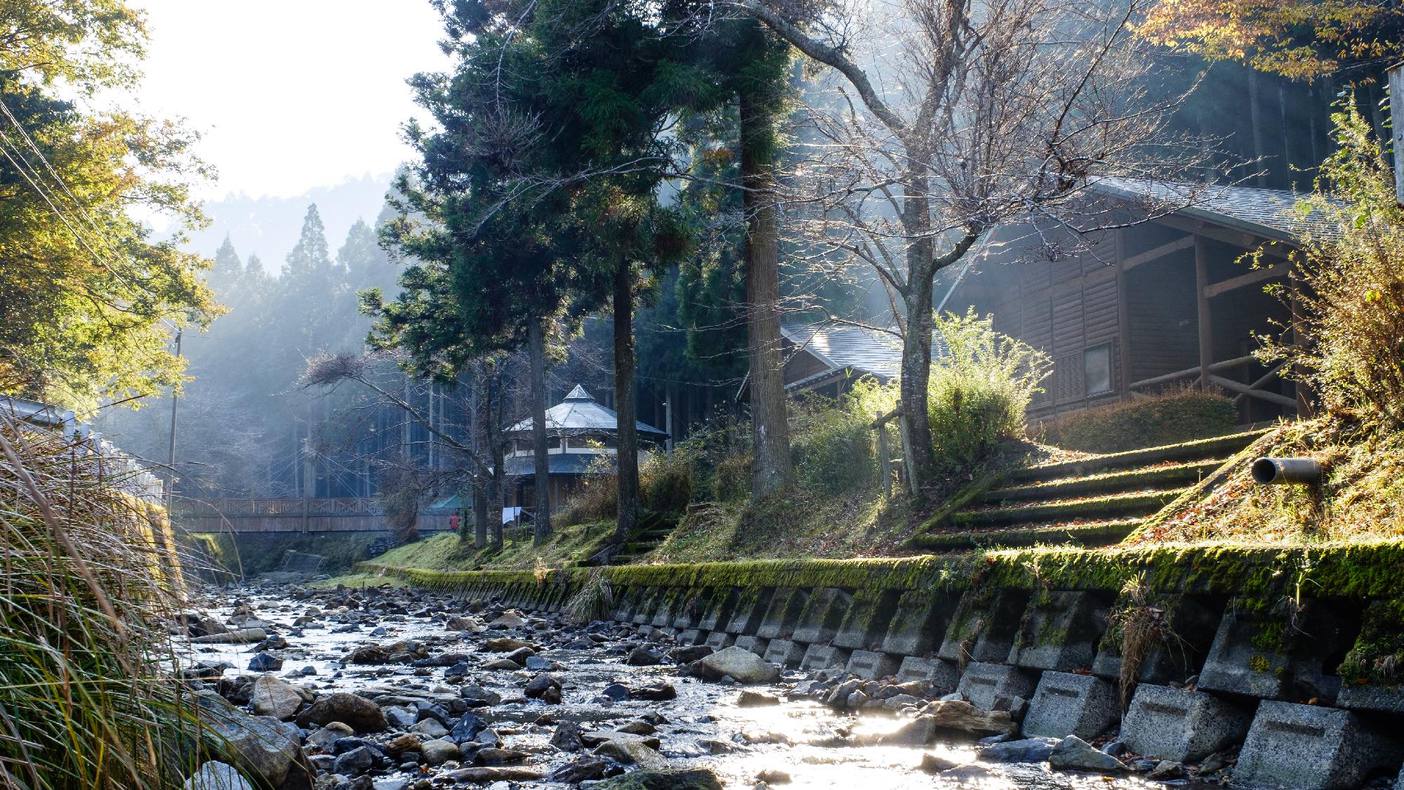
[174,497,454,534]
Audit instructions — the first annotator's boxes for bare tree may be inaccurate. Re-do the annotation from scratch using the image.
[302,351,515,550]
[738,0,1210,501]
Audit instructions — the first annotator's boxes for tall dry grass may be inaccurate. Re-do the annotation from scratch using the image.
[0,415,199,788]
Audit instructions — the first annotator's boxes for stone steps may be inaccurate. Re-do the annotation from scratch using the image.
[915,428,1267,552]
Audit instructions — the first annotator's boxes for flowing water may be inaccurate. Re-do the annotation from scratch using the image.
[181,584,1161,788]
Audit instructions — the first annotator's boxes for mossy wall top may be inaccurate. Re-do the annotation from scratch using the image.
[362,539,1404,602]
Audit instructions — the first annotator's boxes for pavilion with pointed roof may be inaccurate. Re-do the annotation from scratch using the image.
[503,385,668,515]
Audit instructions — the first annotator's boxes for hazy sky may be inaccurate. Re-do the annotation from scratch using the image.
[129,1,450,200]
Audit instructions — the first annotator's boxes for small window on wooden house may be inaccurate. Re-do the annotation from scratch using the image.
[1084,343,1113,396]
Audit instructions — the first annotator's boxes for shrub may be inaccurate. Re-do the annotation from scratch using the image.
[1037,386,1237,452]
[558,446,696,526]
[927,309,1051,470]
[1258,99,1404,431]
[789,379,895,493]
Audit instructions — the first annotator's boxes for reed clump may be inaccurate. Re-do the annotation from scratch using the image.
[0,416,198,788]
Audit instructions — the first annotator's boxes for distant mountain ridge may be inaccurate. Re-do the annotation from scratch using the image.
[188,174,393,271]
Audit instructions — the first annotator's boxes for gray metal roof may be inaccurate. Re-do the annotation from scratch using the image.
[782,323,946,388]
[506,385,667,436]
[1090,178,1340,244]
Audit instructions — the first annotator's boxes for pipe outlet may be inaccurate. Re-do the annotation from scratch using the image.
[1251,457,1323,486]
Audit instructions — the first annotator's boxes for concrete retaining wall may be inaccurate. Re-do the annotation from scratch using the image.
[393,561,1404,789]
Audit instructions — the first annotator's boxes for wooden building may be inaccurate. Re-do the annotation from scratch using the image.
[947,180,1332,423]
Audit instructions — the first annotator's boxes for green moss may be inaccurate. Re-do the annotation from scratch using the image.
[1338,598,1404,687]
[360,538,1404,614]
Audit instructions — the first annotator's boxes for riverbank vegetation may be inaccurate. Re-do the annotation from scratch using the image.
[0,419,197,788]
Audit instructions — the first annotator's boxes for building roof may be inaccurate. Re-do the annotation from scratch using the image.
[781,322,946,390]
[506,385,667,437]
[1090,178,1340,245]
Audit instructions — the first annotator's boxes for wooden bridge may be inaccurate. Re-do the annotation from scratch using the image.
[174,497,455,534]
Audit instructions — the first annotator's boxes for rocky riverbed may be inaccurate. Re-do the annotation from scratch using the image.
[176,583,1175,789]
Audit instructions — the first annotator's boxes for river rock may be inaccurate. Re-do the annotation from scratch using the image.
[383,733,422,756]
[739,690,780,707]
[250,674,302,721]
[297,692,387,733]
[419,738,460,765]
[192,628,267,644]
[443,766,544,782]
[594,738,668,770]
[524,673,561,700]
[691,646,780,684]
[193,690,305,787]
[591,769,723,789]
[459,684,501,707]
[344,644,389,664]
[550,721,585,752]
[183,761,253,790]
[332,745,375,775]
[306,721,354,751]
[411,718,448,738]
[483,636,534,652]
[633,683,677,701]
[627,646,663,666]
[1049,735,1126,773]
[547,756,609,783]
[979,737,1058,763]
[475,747,528,765]
[922,700,1018,736]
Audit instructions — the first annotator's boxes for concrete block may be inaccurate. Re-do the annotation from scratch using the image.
[1334,599,1403,713]
[844,650,900,680]
[670,588,707,629]
[791,588,852,645]
[882,589,960,657]
[696,587,739,632]
[800,643,852,671]
[1120,684,1253,762]
[762,639,806,668]
[1197,600,1292,699]
[938,588,1030,664]
[723,587,774,635]
[732,635,769,655]
[703,631,734,651]
[631,587,663,625]
[956,661,1038,712]
[895,656,960,692]
[1021,671,1118,740]
[609,587,638,622]
[1235,701,1404,790]
[834,589,902,651]
[1199,597,1358,702]
[676,629,707,646]
[756,587,810,640]
[1008,590,1111,672]
[651,588,685,627]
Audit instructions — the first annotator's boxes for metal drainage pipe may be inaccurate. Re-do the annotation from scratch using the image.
[1251,457,1323,486]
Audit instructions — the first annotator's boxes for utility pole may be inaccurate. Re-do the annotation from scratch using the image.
[164,328,182,510]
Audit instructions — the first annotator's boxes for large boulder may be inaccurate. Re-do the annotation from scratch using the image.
[193,690,306,788]
[1049,735,1126,773]
[691,647,780,684]
[297,692,387,733]
[250,675,303,721]
[182,761,253,790]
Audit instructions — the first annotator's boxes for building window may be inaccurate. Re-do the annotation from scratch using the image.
[1084,343,1113,396]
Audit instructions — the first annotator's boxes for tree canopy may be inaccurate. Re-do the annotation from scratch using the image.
[0,0,216,411]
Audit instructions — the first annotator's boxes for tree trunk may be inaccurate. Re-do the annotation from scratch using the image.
[898,178,937,503]
[527,318,553,544]
[471,368,489,549]
[739,85,794,498]
[613,263,640,542]
[490,371,505,551]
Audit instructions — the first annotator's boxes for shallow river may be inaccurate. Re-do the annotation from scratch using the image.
[181,584,1165,789]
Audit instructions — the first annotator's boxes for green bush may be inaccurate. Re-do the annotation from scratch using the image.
[789,379,895,493]
[1038,386,1237,452]
[1259,100,1404,431]
[641,448,694,515]
[927,309,1051,470]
